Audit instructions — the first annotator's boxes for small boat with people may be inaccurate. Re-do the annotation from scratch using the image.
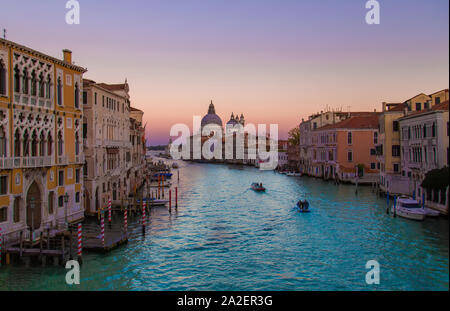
[296,199,310,213]
[251,182,266,192]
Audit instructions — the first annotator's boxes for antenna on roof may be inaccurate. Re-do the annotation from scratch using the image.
[2,29,6,39]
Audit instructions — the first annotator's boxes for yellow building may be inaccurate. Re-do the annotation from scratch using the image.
[0,38,86,241]
[377,89,448,194]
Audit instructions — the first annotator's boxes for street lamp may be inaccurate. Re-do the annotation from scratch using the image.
[63,192,69,229]
[30,197,35,243]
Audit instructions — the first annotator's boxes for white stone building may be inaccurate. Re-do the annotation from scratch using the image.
[399,100,449,213]
[82,79,132,215]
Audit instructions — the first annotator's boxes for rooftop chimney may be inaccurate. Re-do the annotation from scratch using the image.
[382,102,387,112]
[63,49,72,64]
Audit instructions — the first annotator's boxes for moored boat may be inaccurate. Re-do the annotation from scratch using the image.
[153,172,173,179]
[391,197,426,221]
[286,172,302,177]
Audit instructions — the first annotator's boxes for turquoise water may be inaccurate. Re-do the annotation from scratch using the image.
[1,162,449,290]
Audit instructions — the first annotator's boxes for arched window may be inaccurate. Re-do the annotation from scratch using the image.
[47,132,53,156]
[31,130,38,157]
[74,82,79,108]
[23,130,30,156]
[58,131,64,156]
[57,130,63,156]
[0,60,6,95]
[57,77,62,106]
[31,71,37,96]
[46,74,51,99]
[14,129,21,157]
[14,65,20,93]
[432,122,436,137]
[38,73,45,97]
[0,126,6,157]
[39,131,45,156]
[22,68,29,94]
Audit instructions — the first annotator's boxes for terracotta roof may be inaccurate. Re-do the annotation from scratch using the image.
[429,89,449,96]
[317,114,379,130]
[97,83,127,91]
[398,100,449,120]
[431,100,449,111]
[387,103,407,112]
[130,106,143,112]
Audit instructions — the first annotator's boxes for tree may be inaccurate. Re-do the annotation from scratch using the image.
[288,127,300,146]
[421,166,449,192]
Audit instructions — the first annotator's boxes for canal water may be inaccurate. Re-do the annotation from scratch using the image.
[1,162,448,291]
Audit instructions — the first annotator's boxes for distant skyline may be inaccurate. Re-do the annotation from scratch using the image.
[1,0,448,145]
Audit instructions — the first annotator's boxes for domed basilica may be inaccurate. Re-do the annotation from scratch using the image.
[201,100,245,134]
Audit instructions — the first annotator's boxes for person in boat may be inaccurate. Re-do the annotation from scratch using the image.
[297,199,309,210]
[303,200,309,210]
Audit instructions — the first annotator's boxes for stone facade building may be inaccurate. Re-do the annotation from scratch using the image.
[82,79,132,215]
[0,38,86,241]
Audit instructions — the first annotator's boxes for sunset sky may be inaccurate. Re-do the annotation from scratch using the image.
[2,0,448,145]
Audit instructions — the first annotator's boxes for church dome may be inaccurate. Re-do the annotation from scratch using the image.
[226,112,238,126]
[201,101,223,127]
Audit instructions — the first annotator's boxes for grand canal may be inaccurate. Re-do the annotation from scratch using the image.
[0,161,448,291]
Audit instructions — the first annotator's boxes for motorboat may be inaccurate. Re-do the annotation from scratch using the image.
[251,183,266,192]
[286,172,302,177]
[424,208,440,217]
[296,200,310,213]
[391,197,426,221]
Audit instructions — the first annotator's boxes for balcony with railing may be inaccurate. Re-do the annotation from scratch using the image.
[104,140,123,148]
[57,155,68,165]
[0,156,54,169]
[74,154,85,164]
[14,93,53,109]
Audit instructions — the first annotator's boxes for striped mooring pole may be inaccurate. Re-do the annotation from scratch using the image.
[124,207,128,234]
[175,187,178,208]
[108,200,112,223]
[101,210,105,246]
[77,223,82,263]
[142,201,146,227]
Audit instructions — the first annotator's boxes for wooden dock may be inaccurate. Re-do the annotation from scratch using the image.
[83,232,128,253]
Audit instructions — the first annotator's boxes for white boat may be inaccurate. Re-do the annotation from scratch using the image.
[424,207,440,217]
[286,172,301,177]
[391,197,426,221]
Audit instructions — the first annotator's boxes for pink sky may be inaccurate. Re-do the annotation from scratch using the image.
[2,0,448,144]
